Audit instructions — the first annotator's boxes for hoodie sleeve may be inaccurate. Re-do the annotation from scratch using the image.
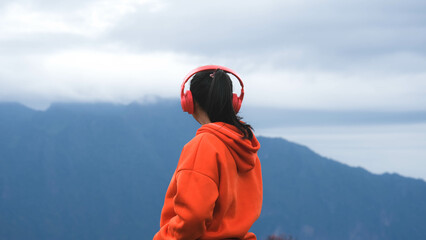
[153,170,219,240]
[153,134,220,240]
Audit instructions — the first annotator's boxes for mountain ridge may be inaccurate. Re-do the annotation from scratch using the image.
[1,101,425,240]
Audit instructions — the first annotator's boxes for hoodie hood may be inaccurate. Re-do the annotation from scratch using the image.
[196,122,260,172]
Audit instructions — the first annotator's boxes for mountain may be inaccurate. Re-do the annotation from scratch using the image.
[0,101,425,240]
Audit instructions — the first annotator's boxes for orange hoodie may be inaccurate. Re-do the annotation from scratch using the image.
[153,122,263,240]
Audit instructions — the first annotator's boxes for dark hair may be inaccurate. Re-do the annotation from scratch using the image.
[190,69,254,140]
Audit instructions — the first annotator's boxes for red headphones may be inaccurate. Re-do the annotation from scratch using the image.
[181,65,245,114]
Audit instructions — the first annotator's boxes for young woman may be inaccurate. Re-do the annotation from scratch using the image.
[153,65,263,240]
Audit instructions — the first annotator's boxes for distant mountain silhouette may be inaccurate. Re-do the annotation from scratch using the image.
[0,101,425,240]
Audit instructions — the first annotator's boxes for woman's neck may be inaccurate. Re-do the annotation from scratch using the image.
[192,103,211,125]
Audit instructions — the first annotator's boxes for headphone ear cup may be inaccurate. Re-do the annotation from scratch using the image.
[181,90,194,114]
[232,93,242,113]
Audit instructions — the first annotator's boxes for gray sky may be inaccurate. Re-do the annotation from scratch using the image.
[1,0,425,110]
[1,0,426,180]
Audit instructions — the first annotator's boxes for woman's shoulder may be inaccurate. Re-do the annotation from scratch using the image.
[177,132,225,181]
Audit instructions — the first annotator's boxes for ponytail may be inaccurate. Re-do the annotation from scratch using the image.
[190,69,254,140]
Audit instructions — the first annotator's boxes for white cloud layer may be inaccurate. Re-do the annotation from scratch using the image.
[0,49,197,108]
[0,0,425,111]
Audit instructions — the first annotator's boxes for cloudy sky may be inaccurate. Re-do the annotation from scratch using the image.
[1,0,425,179]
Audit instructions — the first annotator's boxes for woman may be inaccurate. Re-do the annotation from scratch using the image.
[153,65,263,240]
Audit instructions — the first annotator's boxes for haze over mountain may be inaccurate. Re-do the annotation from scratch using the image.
[1,101,425,240]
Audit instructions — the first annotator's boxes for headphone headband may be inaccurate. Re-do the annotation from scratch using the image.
[180,65,245,101]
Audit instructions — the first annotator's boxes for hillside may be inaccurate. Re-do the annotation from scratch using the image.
[0,101,425,240]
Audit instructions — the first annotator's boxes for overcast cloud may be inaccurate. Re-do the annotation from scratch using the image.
[0,0,425,110]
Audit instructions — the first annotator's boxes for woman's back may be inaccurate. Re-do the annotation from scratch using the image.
[153,66,262,240]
